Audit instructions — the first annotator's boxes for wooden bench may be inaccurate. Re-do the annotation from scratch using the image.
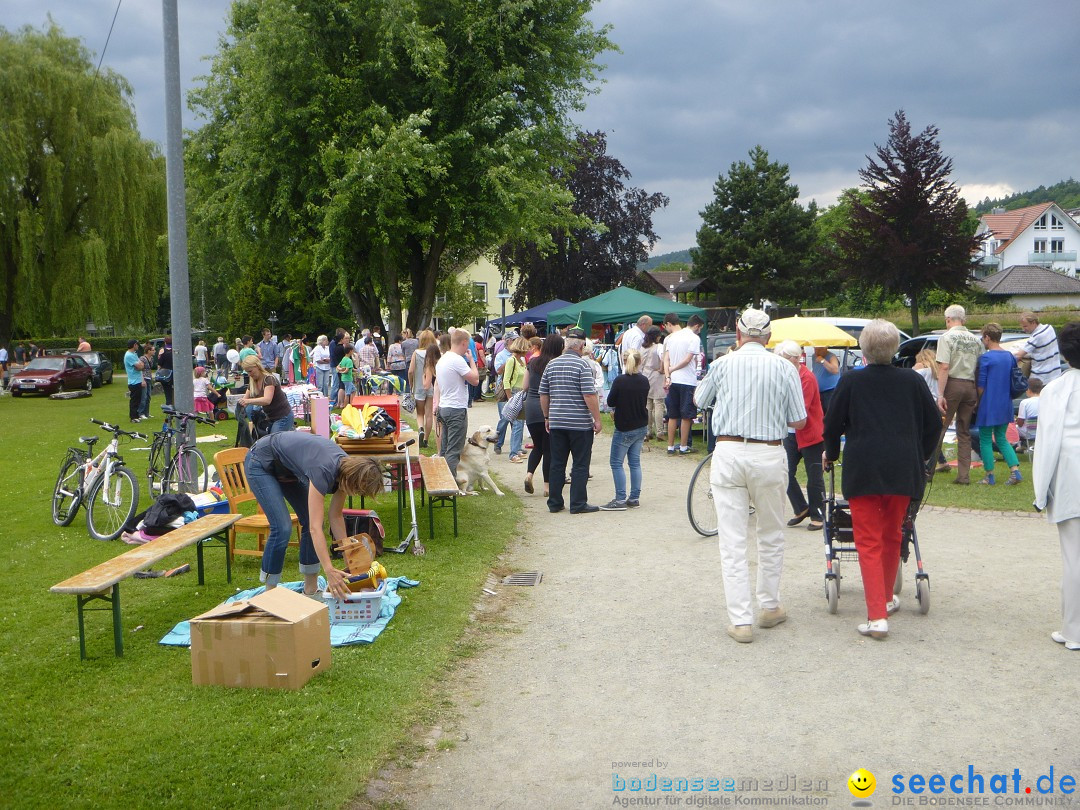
[418,455,459,538]
[50,513,242,658]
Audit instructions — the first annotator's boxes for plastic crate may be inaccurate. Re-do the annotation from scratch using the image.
[194,499,230,517]
[322,580,386,625]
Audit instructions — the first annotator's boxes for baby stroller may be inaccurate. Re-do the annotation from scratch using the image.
[822,462,930,615]
[205,380,231,421]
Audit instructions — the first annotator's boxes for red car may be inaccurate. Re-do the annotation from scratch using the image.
[10,355,94,396]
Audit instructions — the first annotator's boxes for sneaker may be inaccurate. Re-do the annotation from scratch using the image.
[303,588,326,603]
[886,595,900,615]
[1005,470,1023,486]
[758,606,787,628]
[678,446,693,455]
[1051,631,1080,650]
[569,504,600,514]
[857,619,889,639]
[494,446,503,455]
[727,624,753,643]
[667,447,676,456]
[626,499,640,508]
[599,499,627,511]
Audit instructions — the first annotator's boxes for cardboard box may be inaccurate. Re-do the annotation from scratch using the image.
[190,587,331,689]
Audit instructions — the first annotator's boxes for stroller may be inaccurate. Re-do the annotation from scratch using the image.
[205,380,231,422]
[822,462,930,615]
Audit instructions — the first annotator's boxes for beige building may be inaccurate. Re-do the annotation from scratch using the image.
[432,257,520,333]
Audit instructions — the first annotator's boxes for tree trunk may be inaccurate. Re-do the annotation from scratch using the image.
[909,293,921,337]
[405,233,447,332]
[381,246,402,338]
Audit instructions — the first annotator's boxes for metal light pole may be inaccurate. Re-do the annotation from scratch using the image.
[497,283,510,324]
[162,0,193,417]
[268,310,279,336]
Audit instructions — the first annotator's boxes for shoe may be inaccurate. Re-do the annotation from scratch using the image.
[131,417,143,423]
[953,479,970,486]
[509,455,524,463]
[857,619,889,639]
[548,505,564,513]
[935,462,952,473]
[727,624,753,643]
[524,475,534,494]
[678,447,693,455]
[667,448,676,456]
[1005,470,1023,486]
[494,446,503,455]
[787,509,810,527]
[758,606,787,628]
[303,588,326,602]
[978,474,996,485]
[1051,631,1080,650]
[599,499,627,511]
[626,499,640,508]
[570,504,600,514]
[419,430,426,448]
[886,596,900,615]
[807,521,823,531]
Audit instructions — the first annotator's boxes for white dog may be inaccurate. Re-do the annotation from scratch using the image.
[456,425,504,496]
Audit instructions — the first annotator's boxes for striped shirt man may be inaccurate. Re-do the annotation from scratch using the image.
[1022,322,1061,382]
[694,342,806,441]
[539,352,595,431]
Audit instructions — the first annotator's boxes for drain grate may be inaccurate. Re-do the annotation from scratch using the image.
[502,571,543,586]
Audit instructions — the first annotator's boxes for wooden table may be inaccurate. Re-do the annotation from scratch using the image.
[51,513,241,658]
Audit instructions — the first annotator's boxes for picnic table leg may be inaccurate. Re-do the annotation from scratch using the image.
[429,497,435,539]
[197,539,205,585]
[111,584,123,657]
[76,595,88,660]
[453,496,458,537]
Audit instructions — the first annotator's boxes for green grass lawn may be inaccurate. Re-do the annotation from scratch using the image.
[0,383,520,808]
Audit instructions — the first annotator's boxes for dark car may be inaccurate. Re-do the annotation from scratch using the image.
[10,356,94,396]
[72,351,114,387]
[707,332,738,359]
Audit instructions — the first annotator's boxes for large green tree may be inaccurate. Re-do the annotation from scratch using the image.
[497,130,668,309]
[833,111,982,335]
[692,146,817,308]
[187,0,613,336]
[0,24,167,344]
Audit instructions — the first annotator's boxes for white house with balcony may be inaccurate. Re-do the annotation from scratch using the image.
[974,202,1080,279]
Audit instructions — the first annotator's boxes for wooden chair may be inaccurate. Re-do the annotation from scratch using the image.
[213,447,300,559]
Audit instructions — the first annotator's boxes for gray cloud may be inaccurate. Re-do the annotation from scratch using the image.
[5,0,1076,254]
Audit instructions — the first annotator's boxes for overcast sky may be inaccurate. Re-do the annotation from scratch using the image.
[4,0,1078,254]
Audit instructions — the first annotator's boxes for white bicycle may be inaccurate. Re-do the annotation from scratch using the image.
[52,419,146,541]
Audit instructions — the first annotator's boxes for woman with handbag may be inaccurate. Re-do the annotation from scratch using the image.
[409,330,437,447]
[974,322,1023,486]
[500,338,529,463]
[156,335,175,407]
[239,354,295,433]
[522,334,564,496]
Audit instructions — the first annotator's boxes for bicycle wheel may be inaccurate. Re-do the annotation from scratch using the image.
[146,438,167,495]
[86,466,138,541]
[687,452,718,537]
[52,452,85,527]
[162,447,209,495]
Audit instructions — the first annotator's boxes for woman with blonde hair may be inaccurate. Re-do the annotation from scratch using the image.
[601,349,651,510]
[239,353,295,433]
[408,330,437,446]
[499,337,530,462]
[913,347,949,471]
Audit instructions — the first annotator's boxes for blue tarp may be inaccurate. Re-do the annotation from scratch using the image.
[159,576,420,648]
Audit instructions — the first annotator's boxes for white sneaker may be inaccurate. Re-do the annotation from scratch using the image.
[1051,631,1080,650]
[303,588,326,602]
[857,619,889,639]
[886,596,900,615]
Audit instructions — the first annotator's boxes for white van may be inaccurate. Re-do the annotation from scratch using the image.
[820,317,912,344]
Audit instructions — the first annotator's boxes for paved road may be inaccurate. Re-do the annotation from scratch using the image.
[380,401,1076,809]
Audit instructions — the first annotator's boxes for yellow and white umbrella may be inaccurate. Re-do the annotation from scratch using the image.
[765,317,858,348]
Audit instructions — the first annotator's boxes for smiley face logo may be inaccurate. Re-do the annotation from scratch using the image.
[848,768,876,798]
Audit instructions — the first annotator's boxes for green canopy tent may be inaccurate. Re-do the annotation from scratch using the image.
[546,286,708,347]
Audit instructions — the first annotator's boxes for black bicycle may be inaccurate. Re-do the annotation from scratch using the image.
[145,406,214,496]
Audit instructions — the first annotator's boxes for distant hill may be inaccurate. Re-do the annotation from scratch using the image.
[973,178,1080,214]
[639,249,694,270]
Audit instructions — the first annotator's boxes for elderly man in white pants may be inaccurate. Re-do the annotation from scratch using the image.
[694,309,806,643]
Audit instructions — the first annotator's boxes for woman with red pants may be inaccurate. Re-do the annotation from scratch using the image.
[823,320,941,639]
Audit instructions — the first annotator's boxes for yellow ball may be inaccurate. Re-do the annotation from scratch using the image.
[848,768,876,798]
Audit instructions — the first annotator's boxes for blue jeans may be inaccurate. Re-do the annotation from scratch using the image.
[315,367,332,398]
[329,370,342,402]
[495,399,524,457]
[245,445,319,584]
[269,414,295,433]
[609,426,647,502]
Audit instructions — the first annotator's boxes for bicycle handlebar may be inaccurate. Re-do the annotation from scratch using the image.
[90,418,147,441]
[160,405,216,426]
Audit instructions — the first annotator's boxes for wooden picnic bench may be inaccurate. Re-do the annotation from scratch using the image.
[51,513,242,658]
[418,455,459,538]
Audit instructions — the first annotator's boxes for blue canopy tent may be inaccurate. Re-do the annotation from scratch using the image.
[483,298,572,337]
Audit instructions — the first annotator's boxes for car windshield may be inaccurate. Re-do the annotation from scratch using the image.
[74,352,98,362]
[25,358,64,371]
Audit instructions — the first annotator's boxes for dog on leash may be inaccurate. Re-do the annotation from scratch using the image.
[456,425,504,496]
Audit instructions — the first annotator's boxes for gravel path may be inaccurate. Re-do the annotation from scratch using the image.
[378,400,1076,809]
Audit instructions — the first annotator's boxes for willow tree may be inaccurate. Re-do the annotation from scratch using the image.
[0,25,167,343]
[187,0,613,334]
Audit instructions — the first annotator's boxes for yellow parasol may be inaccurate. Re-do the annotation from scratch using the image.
[765,317,858,348]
